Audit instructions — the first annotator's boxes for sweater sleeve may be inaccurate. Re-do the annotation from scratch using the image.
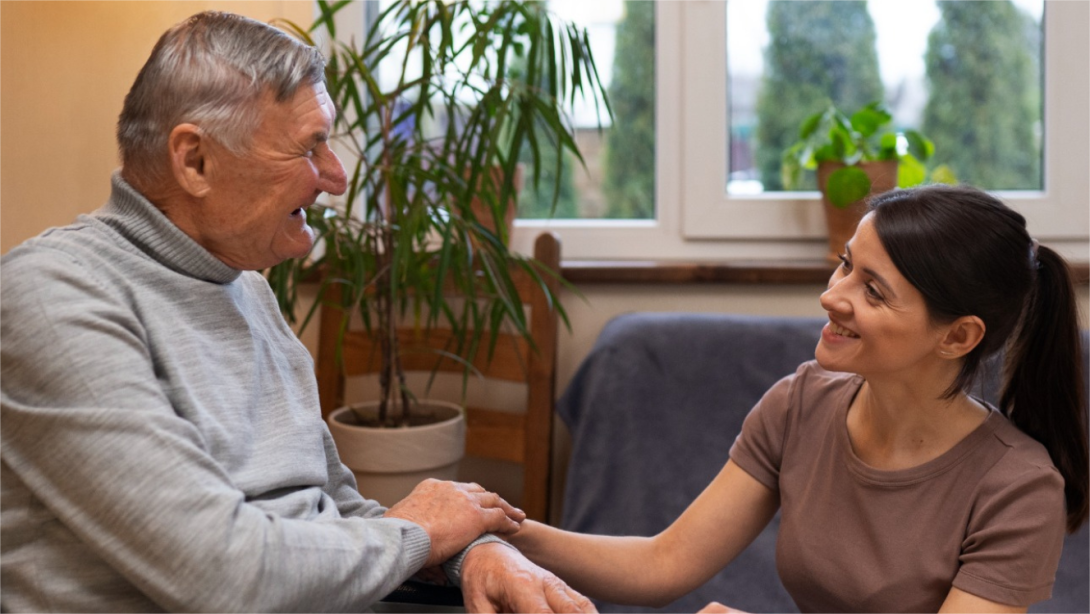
[0,248,430,612]
[321,424,390,520]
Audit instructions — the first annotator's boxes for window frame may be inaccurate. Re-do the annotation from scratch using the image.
[510,0,1088,262]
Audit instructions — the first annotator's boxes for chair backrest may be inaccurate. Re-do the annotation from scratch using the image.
[316,233,561,523]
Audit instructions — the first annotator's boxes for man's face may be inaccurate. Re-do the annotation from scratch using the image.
[189,82,347,270]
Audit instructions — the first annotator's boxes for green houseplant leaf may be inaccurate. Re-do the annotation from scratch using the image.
[782,100,950,194]
[930,164,958,185]
[267,0,611,427]
[897,153,927,188]
[825,166,872,209]
[849,102,891,138]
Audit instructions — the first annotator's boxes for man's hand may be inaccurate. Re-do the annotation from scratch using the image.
[460,542,596,613]
[384,479,525,567]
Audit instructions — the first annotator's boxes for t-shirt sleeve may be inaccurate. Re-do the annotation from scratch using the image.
[728,372,796,493]
[953,459,1066,607]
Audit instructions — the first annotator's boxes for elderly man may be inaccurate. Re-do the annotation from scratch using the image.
[0,11,592,613]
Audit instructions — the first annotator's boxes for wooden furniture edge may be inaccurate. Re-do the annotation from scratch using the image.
[561,260,1090,285]
[299,261,1089,286]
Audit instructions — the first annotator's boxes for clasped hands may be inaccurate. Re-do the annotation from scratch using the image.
[384,479,523,567]
[384,479,595,613]
[382,480,745,613]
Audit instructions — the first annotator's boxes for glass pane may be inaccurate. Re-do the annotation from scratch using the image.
[517,0,654,220]
[369,1,652,220]
[728,0,1044,194]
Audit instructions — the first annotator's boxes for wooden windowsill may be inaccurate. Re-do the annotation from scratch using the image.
[561,259,1090,286]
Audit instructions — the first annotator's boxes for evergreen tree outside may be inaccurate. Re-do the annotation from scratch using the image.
[602,0,655,219]
[753,1,884,191]
[922,1,1041,189]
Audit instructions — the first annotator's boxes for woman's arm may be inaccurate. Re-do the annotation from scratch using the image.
[939,587,1026,614]
[510,461,779,607]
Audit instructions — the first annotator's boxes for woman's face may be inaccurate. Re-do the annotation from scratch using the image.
[815,214,947,380]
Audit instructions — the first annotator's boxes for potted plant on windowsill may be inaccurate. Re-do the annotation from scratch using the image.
[782,101,954,262]
[266,0,610,499]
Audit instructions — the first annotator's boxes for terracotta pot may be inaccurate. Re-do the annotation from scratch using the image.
[328,400,465,507]
[817,160,898,263]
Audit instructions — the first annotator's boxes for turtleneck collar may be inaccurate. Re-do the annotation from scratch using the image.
[96,171,242,284]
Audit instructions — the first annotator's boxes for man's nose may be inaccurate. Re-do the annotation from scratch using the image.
[320,147,348,196]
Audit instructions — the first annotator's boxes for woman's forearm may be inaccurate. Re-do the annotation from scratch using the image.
[509,520,688,607]
[508,463,780,608]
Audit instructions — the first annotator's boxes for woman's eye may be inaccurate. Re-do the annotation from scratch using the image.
[864,283,883,301]
[837,253,851,270]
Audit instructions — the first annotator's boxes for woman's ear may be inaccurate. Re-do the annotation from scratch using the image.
[937,315,986,360]
[168,123,211,197]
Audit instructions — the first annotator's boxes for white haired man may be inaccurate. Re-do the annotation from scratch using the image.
[0,12,593,613]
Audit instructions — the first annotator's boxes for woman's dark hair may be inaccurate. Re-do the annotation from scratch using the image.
[869,184,1088,533]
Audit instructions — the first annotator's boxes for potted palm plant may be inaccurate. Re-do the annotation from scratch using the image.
[267,0,610,499]
[782,101,954,261]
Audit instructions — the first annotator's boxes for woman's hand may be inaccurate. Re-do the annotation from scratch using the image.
[698,601,748,613]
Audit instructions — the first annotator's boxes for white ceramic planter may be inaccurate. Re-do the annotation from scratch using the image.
[328,400,466,507]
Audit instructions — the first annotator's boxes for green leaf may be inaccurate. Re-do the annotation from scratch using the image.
[877,132,899,159]
[781,152,802,190]
[813,143,839,164]
[904,130,934,161]
[897,154,926,188]
[826,166,872,209]
[829,125,856,160]
[850,104,891,138]
[929,164,958,185]
[798,110,824,140]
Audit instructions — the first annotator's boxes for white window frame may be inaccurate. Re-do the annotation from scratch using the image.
[511,0,1089,262]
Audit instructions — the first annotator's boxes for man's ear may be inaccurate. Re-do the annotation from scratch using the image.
[168,123,212,197]
[937,315,986,360]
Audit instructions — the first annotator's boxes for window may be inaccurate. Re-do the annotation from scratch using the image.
[337,1,1087,261]
[355,0,651,223]
[679,0,1087,255]
[728,1,1044,195]
[518,1,655,222]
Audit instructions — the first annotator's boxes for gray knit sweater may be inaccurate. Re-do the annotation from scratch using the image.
[0,173,451,612]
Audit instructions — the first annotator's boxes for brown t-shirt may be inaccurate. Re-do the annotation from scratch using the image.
[730,361,1066,613]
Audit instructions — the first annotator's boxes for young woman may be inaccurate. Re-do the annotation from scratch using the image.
[509,185,1088,613]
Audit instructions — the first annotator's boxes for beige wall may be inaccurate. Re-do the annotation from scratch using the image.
[0,1,313,253]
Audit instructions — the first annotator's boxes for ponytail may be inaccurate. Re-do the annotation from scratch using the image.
[1000,246,1088,533]
[870,185,1088,534]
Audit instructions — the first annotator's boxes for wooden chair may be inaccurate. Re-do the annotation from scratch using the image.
[316,233,562,523]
